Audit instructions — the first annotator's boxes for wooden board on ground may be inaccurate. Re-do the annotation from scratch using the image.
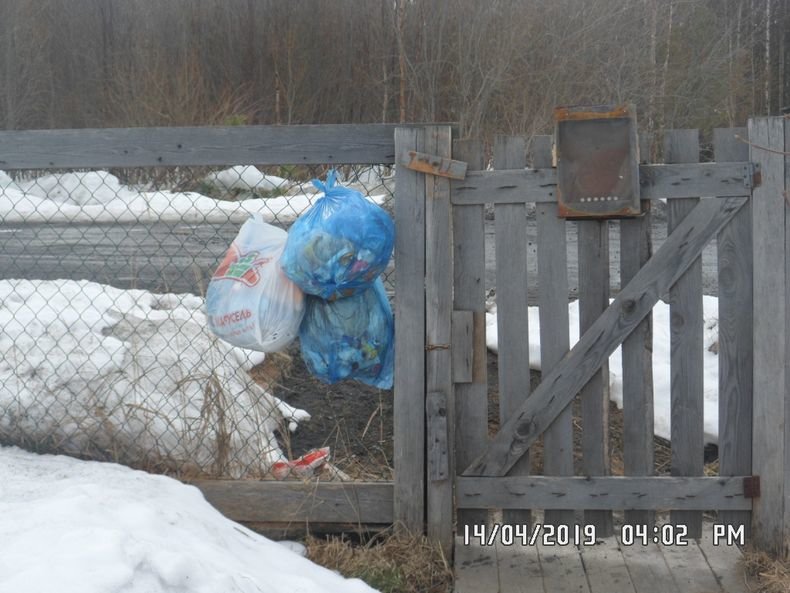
[454,537,499,593]
[660,539,723,593]
[579,538,636,593]
[537,540,590,593]
[619,541,680,593]
[495,540,544,593]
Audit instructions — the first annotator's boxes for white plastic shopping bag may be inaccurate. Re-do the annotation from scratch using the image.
[206,214,305,352]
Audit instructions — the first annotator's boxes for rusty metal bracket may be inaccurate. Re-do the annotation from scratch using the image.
[744,162,761,190]
[743,476,761,498]
[426,343,450,351]
[398,150,468,180]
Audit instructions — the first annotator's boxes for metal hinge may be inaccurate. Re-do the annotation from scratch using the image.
[744,162,761,190]
[398,150,468,180]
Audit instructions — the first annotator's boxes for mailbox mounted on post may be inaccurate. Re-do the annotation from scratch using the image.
[554,104,641,219]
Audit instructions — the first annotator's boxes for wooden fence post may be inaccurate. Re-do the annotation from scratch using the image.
[394,127,427,534]
[424,125,455,556]
[749,116,787,556]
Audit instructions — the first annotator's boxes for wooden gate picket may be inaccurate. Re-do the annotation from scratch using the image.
[713,127,754,538]
[492,135,532,529]
[665,129,705,538]
[533,135,575,529]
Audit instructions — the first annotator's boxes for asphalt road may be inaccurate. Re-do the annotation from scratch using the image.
[0,212,719,299]
[0,222,240,295]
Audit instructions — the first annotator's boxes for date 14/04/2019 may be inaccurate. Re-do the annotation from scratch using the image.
[463,523,747,547]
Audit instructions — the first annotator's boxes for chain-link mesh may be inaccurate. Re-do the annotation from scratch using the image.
[0,164,395,481]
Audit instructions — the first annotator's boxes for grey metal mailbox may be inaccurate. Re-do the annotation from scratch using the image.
[554,104,641,219]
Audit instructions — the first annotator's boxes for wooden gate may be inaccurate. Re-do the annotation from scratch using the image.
[393,120,788,559]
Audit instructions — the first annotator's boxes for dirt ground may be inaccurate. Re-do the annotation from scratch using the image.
[254,344,395,480]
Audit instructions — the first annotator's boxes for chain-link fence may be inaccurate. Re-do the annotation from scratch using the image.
[0,163,395,481]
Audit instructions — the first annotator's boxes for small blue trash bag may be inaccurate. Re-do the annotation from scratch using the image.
[280,170,394,301]
[206,214,305,352]
[299,278,394,389]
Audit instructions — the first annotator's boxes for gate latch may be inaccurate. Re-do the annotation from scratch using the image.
[398,150,468,180]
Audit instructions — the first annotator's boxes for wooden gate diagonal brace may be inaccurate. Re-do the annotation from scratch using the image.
[461,196,749,477]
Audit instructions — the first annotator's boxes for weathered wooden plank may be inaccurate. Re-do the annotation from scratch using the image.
[450,162,755,205]
[191,480,394,523]
[533,134,574,529]
[660,539,722,593]
[452,139,488,530]
[452,311,474,384]
[749,117,786,555]
[425,126,455,555]
[454,537,498,593]
[697,529,749,593]
[619,541,680,593]
[0,124,411,168]
[579,538,637,593]
[664,129,704,538]
[713,128,748,162]
[493,135,532,528]
[463,196,748,477]
[427,391,450,481]
[578,219,613,536]
[785,119,790,559]
[713,129,753,539]
[537,540,590,593]
[620,200,655,530]
[393,127,426,532]
[455,476,752,511]
[398,149,468,179]
[495,539,544,593]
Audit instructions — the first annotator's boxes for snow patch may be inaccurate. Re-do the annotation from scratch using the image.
[0,279,307,477]
[0,446,376,593]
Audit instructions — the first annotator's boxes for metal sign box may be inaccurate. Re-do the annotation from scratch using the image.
[554,104,640,219]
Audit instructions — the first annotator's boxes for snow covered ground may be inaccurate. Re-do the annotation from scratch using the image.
[0,446,376,593]
[0,278,309,478]
[486,296,720,444]
[0,166,390,225]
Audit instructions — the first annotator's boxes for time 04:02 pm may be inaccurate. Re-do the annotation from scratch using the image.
[620,523,688,546]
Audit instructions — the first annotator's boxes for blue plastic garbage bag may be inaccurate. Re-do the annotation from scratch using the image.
[206,214,305,352]
[299,278,394,389]
[280,170,394,301]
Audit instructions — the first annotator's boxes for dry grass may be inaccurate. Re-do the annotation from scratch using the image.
[742,549,790,592]
[306,527,453,593]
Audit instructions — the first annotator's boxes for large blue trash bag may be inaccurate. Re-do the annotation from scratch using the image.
[280,170,394,301]
[299,278,394,389]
